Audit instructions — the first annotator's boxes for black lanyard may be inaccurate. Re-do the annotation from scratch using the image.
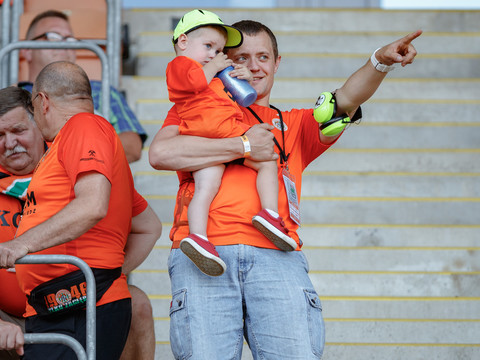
[246,105,290,165]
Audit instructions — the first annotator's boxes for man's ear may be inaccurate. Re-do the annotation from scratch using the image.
[39,93,50,114]
[274,55,281,74]
[177,34,188,51]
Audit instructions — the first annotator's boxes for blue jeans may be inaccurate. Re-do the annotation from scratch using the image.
[168,245,325,360]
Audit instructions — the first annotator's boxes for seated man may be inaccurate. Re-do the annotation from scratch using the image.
[20,9,147,163]
[0,86,160,359]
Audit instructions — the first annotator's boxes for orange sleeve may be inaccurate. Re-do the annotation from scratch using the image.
[132,189,148,217]
[162,105,181,127]
[57,113,116,185]
[166,56,208,97]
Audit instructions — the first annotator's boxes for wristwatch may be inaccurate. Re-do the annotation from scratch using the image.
[370,48,395,73]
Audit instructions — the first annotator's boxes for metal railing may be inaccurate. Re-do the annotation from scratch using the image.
[15,254,96,360]
[0,0,121,110]
[0,40,110,118]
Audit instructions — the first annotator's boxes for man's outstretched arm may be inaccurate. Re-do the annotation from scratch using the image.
[335,30,422,116]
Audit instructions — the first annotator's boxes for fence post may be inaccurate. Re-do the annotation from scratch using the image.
[0,40,110,120]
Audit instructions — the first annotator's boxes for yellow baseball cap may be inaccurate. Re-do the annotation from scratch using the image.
[172,9,243,48]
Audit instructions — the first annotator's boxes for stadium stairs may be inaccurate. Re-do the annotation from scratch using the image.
[122,8,480,360]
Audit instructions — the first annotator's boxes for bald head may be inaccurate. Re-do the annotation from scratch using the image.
[33,61,92,103]
[32,61,94,141]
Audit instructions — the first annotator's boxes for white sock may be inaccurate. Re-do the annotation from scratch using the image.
[265,209,279,218]
[193,233,208,241]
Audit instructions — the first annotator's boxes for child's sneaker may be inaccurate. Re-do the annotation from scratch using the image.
[252,209,297,251]
[180,234,226,276]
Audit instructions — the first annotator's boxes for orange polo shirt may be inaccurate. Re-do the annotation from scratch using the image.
[166,56,250,138]
[16,113,147,317]
[163,104,337,250]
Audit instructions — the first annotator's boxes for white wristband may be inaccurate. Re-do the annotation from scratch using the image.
[241,135,251,158]
[370,48,395,73]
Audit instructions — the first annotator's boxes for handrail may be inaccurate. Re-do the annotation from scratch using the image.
[0,40,110,120]
[2,0,120,90]
[23,334,87,360]
[8,0,22,86]
[1,0,11,82]
[16,254,96,360]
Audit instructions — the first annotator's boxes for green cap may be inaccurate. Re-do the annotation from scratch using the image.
[172,9,243,48]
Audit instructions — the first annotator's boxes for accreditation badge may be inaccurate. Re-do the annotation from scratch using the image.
[282,167,301,226]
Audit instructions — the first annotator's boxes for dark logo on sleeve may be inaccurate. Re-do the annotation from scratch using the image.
[80,149,104,164]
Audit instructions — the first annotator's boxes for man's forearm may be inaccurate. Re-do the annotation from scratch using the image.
[0,173,110,268]
[335,60,387,116]
[148,124,279,172]
[149,125,244,172]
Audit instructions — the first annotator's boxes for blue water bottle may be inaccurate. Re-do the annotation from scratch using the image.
[216,66,257,107]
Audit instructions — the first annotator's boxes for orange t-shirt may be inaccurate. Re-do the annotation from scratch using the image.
[0,193,27,317]
[163,104,337,249]
[166,56,250,138]
[16,113,147,317]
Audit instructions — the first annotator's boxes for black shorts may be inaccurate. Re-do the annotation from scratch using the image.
[24,298,132,360]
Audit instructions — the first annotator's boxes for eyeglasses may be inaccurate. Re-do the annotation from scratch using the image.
[31,31,78,42]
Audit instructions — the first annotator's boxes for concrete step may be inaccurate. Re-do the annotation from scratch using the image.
[130,269,480,299]
[123,9,480,38]
[301,174,480,197]
[148,291,480,320]
[322,345,480,360]
[148,224,480,249]
[327,319,480,344]
[270,78,480,100]
[142,195,480,225]
[137,246,480,272]
[121,76,480,103]
[134,169,480,198]
[136,31,480,55]
[150,318,480,349]
[299,198,479,225]
[129,96,480,124]
[131,148,480,175]
[297,224,480,247]
[134,52,480,78]
[152,329,480,360]
[329,125,479,148]
[310,272,480,297]
[305,149,480,173]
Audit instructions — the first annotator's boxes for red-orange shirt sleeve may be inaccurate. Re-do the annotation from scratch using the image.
[57,113,116,184]
[133,189,148,217]
[166,56,209,96]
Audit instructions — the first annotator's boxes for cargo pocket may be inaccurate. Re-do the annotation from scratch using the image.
[304,289,325,358]
[169,288,192,359]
